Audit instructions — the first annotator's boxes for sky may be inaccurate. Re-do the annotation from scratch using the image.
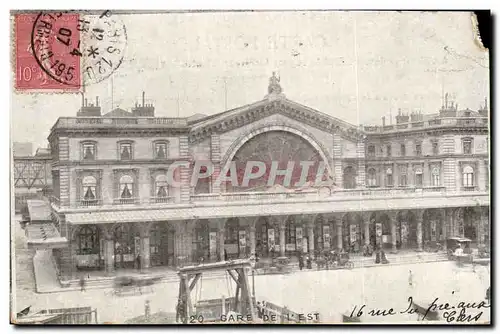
[11,11,489,150]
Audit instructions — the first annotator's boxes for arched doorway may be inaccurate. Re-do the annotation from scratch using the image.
[193,220,210,262]
[74,224,101,270]
[464,208,478,244]
[150,222,174,267]
[113,224,136,269]
[225,131,330,192]
[343,166,357,189]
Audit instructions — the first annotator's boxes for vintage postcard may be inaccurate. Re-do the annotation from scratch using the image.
[10,10,490,325]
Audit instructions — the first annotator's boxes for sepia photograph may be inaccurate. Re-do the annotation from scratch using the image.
[9,9,491,325]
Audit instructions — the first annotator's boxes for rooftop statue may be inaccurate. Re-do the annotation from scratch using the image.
[268,71,283,95]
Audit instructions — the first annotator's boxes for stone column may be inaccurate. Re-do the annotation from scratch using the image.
[307,222,315,256]
[423,160,430,187]
[416,211,423,252]
[279,223,286,257]
[333,133,343,187]
[440,209,447,250]
[249,221,256,258]
[210,134,222,194]
[363,213,371,246]
[336,220,343,251]
[477,207,487,248]
[218,220,226,261]
[100,225,115,275]
[357,141,366,188]
[140,225,151,271]
[390,213,397,253]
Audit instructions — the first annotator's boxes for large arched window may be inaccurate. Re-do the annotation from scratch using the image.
[154,174,168,202]
[119,175,134,203]
[367,168,377,187]
[82,175,97,205]
[462,166,474,187]
[77,225,99,255]
[432,167,441,187]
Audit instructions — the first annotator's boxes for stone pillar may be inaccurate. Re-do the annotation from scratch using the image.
[441,209,447,250]
[423,160,430,187]
[477,207,487,248]
[218,220,226,261]
[210,134,222,194]
[333,133,343,187]
[279,223,286,257]
[362,213,371,246]
[416,211,423,252]
[249,222,256,258]
[174,221,195,266]
[100,225,115,275]
[390,214,397,253]
[178,135,191,203]
[336,221,343,251]
[356,141,366,187]
[307,223,315,256]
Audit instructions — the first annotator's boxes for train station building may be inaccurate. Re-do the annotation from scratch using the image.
[36,75,489,279]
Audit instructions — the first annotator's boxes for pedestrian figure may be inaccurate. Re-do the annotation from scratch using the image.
[298,253,304,270]
[224,249,228,261]
[375,249,381,264]
[408,270,413,287]
[306,255,312,269]
[136,254,141,271]
[79,275,86,292]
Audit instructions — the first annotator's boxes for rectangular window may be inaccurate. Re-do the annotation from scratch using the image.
[154,142,168,159]
[387,174,393,187]
[463,140,472,154]
[400,144,406,157]
[432,142,439,155]
[386,145,392,157]
[82,143,96,160]
[415,174,423,187]
[120,143,132,160]
[415,143,422,156]
[368,145,376,157]
[400,174,407,186]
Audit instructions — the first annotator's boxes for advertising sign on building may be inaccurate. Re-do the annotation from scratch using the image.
[376,223,382,237]
[401,222,408,244]
[268,228,275,252]
[134,236,140,256]
[296,227,303,250]
[323,225,330,249]
[209,232,217,259]
[431,221,437,241]
[239,230,247,254]
[350,224,357,243]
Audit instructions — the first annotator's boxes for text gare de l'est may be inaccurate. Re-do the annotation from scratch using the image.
[163,160,332,188]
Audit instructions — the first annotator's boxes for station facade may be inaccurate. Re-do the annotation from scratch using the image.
[44,77,490,278]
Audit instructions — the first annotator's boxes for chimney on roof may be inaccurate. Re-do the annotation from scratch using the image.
[382,116,386,127]
[132,91,155,117]
[77,95,101,117]
[396,108,410,124]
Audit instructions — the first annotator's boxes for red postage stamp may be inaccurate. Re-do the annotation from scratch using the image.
[14,12,81,91]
